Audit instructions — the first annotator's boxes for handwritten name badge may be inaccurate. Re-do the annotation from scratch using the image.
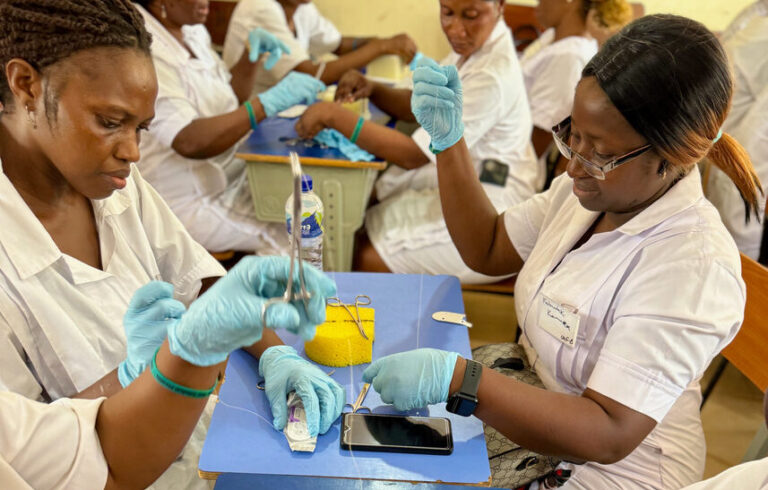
[538,295,580,348]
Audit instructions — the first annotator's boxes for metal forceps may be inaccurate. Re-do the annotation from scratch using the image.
[344,383,372,414]
[326,295,372,339]
[260,152,312,327]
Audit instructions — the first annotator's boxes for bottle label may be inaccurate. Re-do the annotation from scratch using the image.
[286,211,323,238]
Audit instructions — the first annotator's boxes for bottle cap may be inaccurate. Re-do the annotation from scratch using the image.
[301,174,313,192]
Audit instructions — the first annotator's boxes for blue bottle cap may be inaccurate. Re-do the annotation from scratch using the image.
[301,174,313,192]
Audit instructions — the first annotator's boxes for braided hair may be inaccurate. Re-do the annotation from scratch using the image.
[0,0,152,113]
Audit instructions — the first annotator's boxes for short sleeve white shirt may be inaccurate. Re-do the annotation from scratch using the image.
[682,457,768,489]
[222,0,341,93]
[0,392,107,489]
[136,5,243,204]
[0,163,225,401]
[520,28,597,131]
[377,20,541,210]
[504,167,745,486]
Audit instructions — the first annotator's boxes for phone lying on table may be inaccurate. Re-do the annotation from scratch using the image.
[340,413,453,455]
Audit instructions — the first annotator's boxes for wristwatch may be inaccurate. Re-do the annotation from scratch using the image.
[446,359,482,416]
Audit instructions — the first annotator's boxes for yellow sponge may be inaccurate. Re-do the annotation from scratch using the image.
[305,306,375,367]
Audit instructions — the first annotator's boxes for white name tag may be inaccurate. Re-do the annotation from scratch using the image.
[539,295,580,348]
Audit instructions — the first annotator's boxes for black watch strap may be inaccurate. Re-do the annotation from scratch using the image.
[458,359,482,397]
[446,359,482,416]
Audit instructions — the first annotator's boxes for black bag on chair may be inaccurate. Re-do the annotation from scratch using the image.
[472,343,562,489]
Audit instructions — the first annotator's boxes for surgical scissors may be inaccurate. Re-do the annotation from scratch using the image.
[326,295,372,339]
[344,383,372,414]
[261,152,313,328]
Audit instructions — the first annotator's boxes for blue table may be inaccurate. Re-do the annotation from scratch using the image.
[200,272,491,486]
[214,474,504,489]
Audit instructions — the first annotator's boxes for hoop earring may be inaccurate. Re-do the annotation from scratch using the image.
[161,3,167,19]
[25,104,37,129]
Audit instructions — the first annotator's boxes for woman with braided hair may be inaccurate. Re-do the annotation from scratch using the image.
[0,0,344,488]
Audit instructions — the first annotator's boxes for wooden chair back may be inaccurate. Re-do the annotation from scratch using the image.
[721,253,768,392]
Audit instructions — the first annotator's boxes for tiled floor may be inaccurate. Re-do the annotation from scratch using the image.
[464,292,767,481]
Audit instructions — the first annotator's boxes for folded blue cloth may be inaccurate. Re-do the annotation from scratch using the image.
[314,128,375,162]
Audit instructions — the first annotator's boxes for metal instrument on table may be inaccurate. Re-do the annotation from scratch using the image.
[327,295,372,339]
[344,383,372,414]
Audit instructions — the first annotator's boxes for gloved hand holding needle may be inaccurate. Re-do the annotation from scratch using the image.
[410,56,465,153]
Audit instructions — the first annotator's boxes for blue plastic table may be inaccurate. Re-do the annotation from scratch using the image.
[199,272,491,486]
[214,474,505,489]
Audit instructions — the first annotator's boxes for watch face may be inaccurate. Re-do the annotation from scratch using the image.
[448,394,477,417]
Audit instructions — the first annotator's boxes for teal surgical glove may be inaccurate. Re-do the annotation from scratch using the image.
[167,256,337,366]
[248,27,291,68]
[410,57,464,152]
[259,345,345,437]
[314,128,375,162]
[118,281,185,387]
[362,348,459,411]
[258,72,326,118]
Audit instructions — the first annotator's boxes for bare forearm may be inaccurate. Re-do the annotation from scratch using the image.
[436,140,522,275]
[243,328,285,359]
[98,342,221,489]
[73,369,121,399]
[329,107,428,167]
[451,358,654,463]
[369,85,415,122]
[335,36,374,55]
[229,51,260,103]
[171,98,266,159]
[294,42,384,85]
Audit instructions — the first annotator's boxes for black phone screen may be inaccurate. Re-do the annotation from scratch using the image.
[340,413,453,455]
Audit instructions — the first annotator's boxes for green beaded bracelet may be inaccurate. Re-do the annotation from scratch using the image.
[350,116,365,144]
[150,348,217,399]
[244,100,259,131]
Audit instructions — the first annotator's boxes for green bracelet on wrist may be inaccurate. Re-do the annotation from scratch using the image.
[244,100,259,131]
[150,347,217,399]
[350,116,365,144]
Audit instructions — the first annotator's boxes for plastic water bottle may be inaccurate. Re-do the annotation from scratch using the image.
[286,174,324,270]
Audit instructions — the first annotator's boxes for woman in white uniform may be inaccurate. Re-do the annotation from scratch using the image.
[362,14,762,488]
[1,261,335,490]
[705,11,768,261]
[132,0,327,253]
[0,1,343,488]
[222,0,417,92]
[521,0,603,158]
[295,0,541,283]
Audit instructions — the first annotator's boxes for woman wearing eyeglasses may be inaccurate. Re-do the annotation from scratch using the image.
[360,15,761,489]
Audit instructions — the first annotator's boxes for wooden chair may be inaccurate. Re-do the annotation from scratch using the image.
[702,253,768,461]
[462,276,518,348]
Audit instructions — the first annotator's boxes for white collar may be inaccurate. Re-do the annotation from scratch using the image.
[0,159,132,279]
[617,166,705,236]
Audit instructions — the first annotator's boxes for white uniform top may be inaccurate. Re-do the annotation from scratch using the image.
[374,19,541,209]
[722,14,768,133]
[0,162,224,401]
[720,0,768,44]
[222,0,341,93]
[0,392,107,489]
[136,6,287,253]
[682,457,768,489]
[505,168,745,488]
[520,28,597,131]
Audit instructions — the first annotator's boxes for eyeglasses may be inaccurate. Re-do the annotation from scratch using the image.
[551,116,653,180]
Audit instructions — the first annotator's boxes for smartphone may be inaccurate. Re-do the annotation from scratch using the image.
[340,413,453,455]
[478,159,510,187]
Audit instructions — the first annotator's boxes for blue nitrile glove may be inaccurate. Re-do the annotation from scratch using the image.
[411,57,464,152]
[408,51,425,71]
[258,72,326,118]
[362,348,459,411]
[259,345,345,437]
[118,281,185,387]
[248,27,291,68]
[167,256,337,366]
[314,128,375,161]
